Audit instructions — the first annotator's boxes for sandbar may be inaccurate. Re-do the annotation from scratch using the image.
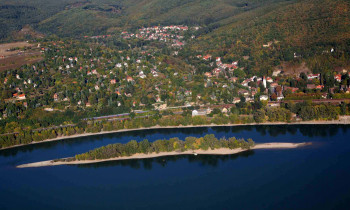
[17,142,311,168]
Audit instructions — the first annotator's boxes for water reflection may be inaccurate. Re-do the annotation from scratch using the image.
[254,124,347,137]
[76,150,255,169]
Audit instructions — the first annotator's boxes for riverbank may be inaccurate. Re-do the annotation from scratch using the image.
[2,116,349,151]
[1,117,348,151]
[17,142,311,168]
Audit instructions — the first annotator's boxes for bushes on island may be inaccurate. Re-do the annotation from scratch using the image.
[73,134,255,161]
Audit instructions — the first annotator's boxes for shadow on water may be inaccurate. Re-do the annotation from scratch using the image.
[0,125,348,158]
[213,124,349,138]
[75,150,256,170]
[253,124,348,137]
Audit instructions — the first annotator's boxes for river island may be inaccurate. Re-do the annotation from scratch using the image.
[17,134,311,168]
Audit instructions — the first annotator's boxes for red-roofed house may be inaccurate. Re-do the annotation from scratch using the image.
[334,74,342,82]
[126,76,134,82]
[204,72,212,78]
[316,85,324,90]
[110,79,116,84]
[18,94,26,100]
[53,93,58,101]
[285,87,299,93]
[203,54,212,61]
[307,74,319,80]
[213,68,222,76]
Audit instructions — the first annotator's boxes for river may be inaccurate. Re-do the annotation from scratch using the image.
[1,125,350,209]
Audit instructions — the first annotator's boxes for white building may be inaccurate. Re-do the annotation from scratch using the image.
[260,95,269,101]
[192,110,207,116]
[192,110,198,116]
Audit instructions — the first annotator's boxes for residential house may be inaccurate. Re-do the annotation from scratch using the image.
[213,68,222,77]
[266,77,273,83]
[238,89,249,96]
[18,94,26,100]
[203,54,212,61]
[53,93,58,101]
[204,72,212,78]
[307,74,319,80]
[316,85,324,90]
[156,95,162,103]
[185,90,192,97]
[231,77,238,83]
[334,74,342,82]
[126,76,134,82]
[233,97,241,104]
[307,84,316,89]
[192,110,206,116]
[260,95,269,101]
[285,87,299,93]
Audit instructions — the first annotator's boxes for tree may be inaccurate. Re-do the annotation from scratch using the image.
[253,109,266,123]
[271,93,277,101]
[129,112,136,119]
[340,102,347,115]
[139,139,151,154]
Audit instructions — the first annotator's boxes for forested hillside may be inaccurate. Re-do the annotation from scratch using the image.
[1,0,296,39]
[2,0,348,47]
[0,0,78,39]
[188,0,350,75]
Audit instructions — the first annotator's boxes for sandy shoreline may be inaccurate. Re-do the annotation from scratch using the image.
[1,117,349,151]
[17,142,311,168]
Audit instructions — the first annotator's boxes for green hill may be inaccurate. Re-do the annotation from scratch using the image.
[1,0,350,73]
[188,0,350,75]
[0,0,78,39]
[195,0,350,49]
[1,0,296,38]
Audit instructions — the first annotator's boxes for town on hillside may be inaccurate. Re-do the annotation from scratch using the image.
[1,24,350,141]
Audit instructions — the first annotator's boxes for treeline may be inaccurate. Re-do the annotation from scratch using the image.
[0,101,347,149]
[254,108,293,123]
[284,93,323,100]
[72,134,255,161]
[253,102,342,123]
[333,93,350,99]
[296,104,339,121]
[0,113,254,149]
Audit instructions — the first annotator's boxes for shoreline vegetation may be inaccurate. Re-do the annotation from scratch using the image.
[1,117,349,151]
[17,141,311,168]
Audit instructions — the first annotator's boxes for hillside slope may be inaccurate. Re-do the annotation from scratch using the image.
[188,0,350,75]
[1,0,296,38]
[0,0,78,39]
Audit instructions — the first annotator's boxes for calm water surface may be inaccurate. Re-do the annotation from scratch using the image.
[1,125,350,209]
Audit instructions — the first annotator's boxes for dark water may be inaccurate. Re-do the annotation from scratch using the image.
[1,125,350,209]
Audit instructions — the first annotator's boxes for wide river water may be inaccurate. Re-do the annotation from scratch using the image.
[1,124,350,209]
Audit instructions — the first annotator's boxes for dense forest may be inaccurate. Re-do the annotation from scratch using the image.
[188,0,350,75]
[70,134,255,161]
[2,0,346,41]
[0,0,283,39]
